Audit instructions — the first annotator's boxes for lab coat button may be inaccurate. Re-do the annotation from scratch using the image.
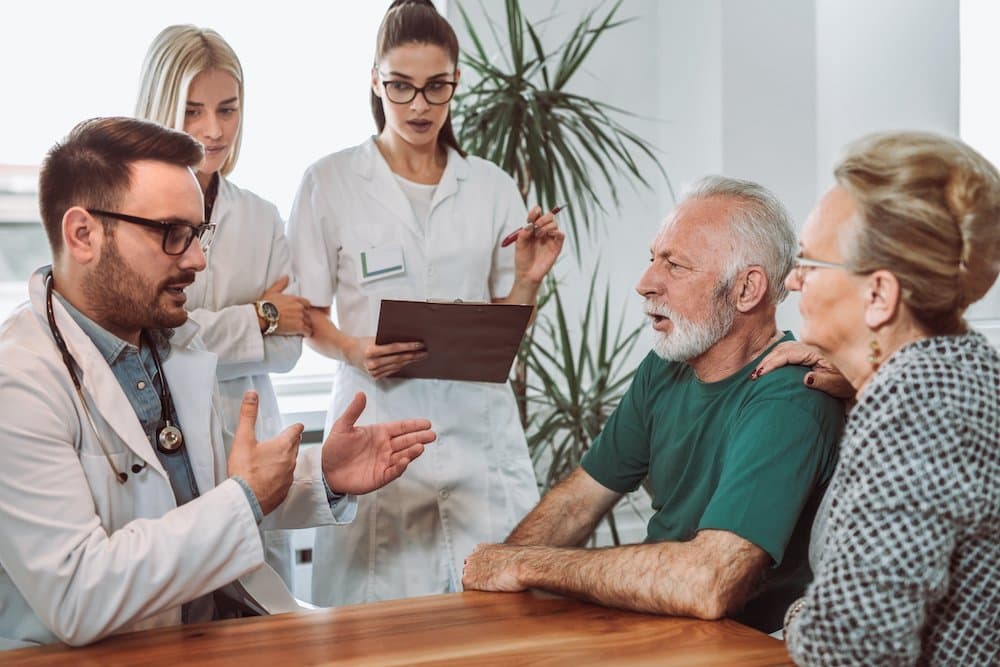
[439,489,450,499]
[136,381,147,390]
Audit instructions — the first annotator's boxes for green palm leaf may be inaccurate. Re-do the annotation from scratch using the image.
[453,0,666,254]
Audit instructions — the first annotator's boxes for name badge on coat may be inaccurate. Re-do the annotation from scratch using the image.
[358,244,406,284]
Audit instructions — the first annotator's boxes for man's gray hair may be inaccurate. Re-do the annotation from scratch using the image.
[683,175,797,305]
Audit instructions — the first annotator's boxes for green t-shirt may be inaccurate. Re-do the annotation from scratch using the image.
[581,332,842,632]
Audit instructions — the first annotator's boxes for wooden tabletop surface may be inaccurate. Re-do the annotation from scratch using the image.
[0,591,793,666]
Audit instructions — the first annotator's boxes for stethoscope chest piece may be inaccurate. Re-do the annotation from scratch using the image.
[157,423,184,453]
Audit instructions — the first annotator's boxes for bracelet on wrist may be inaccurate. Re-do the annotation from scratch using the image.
[783,597,806,629]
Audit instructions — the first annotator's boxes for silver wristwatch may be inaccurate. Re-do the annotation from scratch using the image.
[255,300,279,336]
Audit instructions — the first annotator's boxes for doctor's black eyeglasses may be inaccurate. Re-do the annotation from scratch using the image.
[87,209,216,256]
[379,77,457,105]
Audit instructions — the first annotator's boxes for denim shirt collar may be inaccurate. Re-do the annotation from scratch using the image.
[52,291,172,364]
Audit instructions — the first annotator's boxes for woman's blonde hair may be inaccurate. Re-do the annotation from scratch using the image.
[135,25,244,176]
[835,131,1000,335]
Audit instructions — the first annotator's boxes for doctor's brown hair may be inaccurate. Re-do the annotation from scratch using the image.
[371,0,466,157]
[38,117,204,256]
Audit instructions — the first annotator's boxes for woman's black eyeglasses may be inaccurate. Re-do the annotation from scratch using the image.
[87,209,215,256]
[380,77,457,105]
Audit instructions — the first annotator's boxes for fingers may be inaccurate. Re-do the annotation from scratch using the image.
[331,392,367,433]
[366,353,430,378]
[519,205,564,246]
[234,391,260,445]
[385,419,436,442]
[363,341,427,377]
[279,422,306,443]
[265,275,290,295]
[269,294,314,336]
[749,340,855,398]
[365,341,425,359]
[383,442,428,480]
[805,370,857,399]
[273,423,305,462]
[751,341,822,379]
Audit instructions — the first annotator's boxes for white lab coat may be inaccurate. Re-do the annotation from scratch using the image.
[0,268,355,650]
[184,177,301,585]
[288,138,539,606]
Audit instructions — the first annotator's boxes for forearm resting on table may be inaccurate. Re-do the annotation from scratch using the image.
[511,531,768,619]
[305,306,352,360]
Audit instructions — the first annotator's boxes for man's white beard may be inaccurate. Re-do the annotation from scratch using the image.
[647,298,736,362]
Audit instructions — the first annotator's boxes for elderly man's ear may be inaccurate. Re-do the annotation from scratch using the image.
[733,266,768,313]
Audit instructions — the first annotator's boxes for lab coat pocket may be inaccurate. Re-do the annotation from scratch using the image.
[78,451,134,530]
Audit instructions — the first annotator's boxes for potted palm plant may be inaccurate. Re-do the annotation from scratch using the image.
[452,0,666,528]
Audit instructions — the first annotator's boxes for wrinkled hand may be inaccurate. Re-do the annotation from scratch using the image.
[345,336,429,379]
[462,543,527,592]
[751,341,856,399]
[513,205,566,284]
[259,275,313,337]
[227,391,304,515]
[322,392,436,494]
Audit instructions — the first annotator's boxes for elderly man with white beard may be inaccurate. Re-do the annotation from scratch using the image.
[462,176,844,634]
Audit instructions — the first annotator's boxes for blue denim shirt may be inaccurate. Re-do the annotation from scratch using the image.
[55,294,208,504]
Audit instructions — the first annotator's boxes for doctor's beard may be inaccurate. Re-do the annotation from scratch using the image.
[646,293,736,363]
[82,231,193,335]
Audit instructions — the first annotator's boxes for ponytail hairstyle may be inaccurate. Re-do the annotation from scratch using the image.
[371,0,465,157]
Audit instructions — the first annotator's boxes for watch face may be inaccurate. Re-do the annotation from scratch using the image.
[261,301,279,320]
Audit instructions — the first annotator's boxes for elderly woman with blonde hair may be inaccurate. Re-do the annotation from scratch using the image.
[754,131,1000,666]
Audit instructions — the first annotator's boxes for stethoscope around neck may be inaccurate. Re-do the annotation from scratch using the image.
[45,272,185,484]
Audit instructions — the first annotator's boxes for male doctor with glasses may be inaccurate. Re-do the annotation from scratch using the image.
[0,117,436,649]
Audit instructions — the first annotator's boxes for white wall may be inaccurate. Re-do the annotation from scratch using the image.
[451,0,963,352]
[815,0,960,198]
[959,0,1000,326]
[0,2,388,219]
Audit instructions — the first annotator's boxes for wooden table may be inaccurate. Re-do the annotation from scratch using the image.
[0,591,792,666]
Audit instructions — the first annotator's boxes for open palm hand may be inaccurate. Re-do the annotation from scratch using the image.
[320,392,436,495]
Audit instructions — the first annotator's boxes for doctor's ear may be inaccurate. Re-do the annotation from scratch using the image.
[62,207,102,265]
[371,67,382,98]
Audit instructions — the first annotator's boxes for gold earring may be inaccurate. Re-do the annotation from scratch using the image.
[868,338,881,371]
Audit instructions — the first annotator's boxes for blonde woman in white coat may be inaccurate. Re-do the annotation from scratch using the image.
[288,0,565,606]
[135,25,310,587]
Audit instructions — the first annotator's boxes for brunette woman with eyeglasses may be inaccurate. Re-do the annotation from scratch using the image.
[287,0,565,606]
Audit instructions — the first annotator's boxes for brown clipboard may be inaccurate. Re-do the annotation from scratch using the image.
[374,299,533,382]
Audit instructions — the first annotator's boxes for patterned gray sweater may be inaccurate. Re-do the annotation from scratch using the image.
[785,331,1000,666]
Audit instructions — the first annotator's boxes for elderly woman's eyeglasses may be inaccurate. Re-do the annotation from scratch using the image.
[87,209,216,256]
[791,255,848,282]
[379,76,458,105]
